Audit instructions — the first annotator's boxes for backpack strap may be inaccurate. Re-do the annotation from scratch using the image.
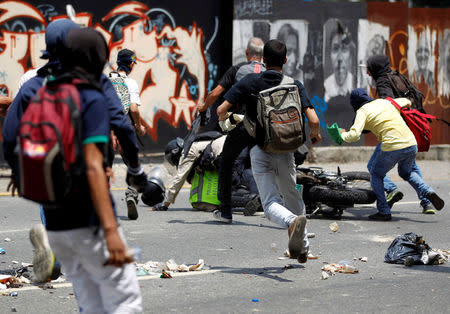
[386,97,436,120]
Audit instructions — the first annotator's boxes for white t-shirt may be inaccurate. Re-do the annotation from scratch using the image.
[118,72,141,105]
[16,68,39,95]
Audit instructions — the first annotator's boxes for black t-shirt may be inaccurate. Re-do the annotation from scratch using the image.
[224,70,313,121]
[224,70,313,145]
[217,61,247,91]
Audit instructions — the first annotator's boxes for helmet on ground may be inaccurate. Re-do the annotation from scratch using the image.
[141,176,166,206]
[165,137,184,166]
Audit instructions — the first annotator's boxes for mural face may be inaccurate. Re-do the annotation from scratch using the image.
[0,0,225,151]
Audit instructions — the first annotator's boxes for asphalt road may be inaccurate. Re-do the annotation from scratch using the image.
[0,161,449,313]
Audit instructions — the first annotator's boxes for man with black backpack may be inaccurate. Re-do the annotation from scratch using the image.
[365,55,438,214]
[109,48,147,220]
[215,39,321,263]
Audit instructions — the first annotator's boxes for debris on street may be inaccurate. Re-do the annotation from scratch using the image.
[329,222,338,232]
[135,259,205,277]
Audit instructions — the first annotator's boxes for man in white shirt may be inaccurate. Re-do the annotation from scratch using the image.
[113,49,146,220]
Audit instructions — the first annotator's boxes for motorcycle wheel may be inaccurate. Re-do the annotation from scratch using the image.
[309,185,376,205]
[342,171,370,181]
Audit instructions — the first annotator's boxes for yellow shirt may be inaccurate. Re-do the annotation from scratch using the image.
[341,98,416,151]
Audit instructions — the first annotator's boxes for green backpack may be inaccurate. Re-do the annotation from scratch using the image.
[189,170,220,211]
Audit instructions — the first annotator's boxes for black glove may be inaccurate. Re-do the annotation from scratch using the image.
[126,171,148,193]
[153,203,168,211]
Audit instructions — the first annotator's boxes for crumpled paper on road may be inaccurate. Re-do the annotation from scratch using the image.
[135,259,205,276]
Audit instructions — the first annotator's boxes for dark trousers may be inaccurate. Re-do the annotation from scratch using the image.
[217,124,254,217]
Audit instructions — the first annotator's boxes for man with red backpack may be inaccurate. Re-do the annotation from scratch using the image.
[336,89,444,221]
[4,27,142,312]
[364,55,439,214]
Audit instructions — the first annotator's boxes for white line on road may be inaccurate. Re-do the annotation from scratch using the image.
[4,269,221,293]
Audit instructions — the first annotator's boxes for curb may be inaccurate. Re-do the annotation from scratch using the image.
[307,144,450,163]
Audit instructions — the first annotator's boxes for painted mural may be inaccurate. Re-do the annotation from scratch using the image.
[0,0,229,156]
[233,0,450,145]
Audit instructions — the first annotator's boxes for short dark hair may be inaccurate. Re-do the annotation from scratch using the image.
[264,39,286,68]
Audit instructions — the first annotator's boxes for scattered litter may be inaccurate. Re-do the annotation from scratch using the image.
[321,271,330,280]
[0,248,6,254]
[385,232,449,266]
[359,257,368,262]
[4,238,11,242]
[136,268,150,276]
[11,261,18,265]
[277,256,289,260]
[270,243,277,252]
[0,275,13,284]
[9,292,17,297]
[329,222,338,232]
[307,233,316,238]
[252,299,259,302]
[21,263,32,268]
[136,259,205,278]
[283,264,294,269]
[160,270,172,279]
[369,275,374,280]
[308,253,319,260]
[0,283,6,290]
[322,262,358,274]
[11,307,17,312]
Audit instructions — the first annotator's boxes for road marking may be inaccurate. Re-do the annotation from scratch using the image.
[5,269,221,292]
[0,228,30,234]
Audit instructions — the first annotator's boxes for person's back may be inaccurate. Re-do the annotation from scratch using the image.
[356,98,416,151]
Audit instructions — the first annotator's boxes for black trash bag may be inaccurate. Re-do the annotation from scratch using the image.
[384,232,431,264]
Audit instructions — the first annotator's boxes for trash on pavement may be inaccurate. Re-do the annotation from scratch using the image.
[160,270,172,278]
[322,261,359,274]
[135,259,205,277]
[329,222,338,232]
[0,275,14,284]
[0,248,6,254]
[308,253,319,260]
[307,233,316,238]
[4,238,11,242]
[359,257,368,262]
[321,271,330,280]
[0,283,6,290]
[384,232,448,266]
[252,299,259,302]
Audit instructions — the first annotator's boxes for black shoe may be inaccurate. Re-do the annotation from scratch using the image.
[426,192,444,211]
[368,212,392,221]
[243,195,261,216]
[386,190,403,208]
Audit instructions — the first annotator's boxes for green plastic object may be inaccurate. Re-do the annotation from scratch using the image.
[189,170,220,208]
[327,123,344,145]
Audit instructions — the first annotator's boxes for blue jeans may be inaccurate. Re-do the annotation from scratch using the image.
[369,145,433,214]
[250,146,309,252]
[367,144,430,207]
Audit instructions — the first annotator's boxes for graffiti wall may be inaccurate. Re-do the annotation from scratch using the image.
[233,0,449,146]
[0,0,232,157]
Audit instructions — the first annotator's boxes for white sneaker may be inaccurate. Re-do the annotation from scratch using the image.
[29,224,55,282]
[213,210,232,224]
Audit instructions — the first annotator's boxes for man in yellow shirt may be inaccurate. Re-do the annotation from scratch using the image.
[339,88,444,221]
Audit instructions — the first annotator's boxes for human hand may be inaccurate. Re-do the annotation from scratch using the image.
[103,228,127,267]
[310,132,322,145]
[136,124,146,136]
[340,128,346,133]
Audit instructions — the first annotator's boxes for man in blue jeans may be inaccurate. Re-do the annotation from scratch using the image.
[365,55,436,214]
[339,89,444,221]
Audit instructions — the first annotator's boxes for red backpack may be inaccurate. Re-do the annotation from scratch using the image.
[386,97,436,152]
[18,77,85,204]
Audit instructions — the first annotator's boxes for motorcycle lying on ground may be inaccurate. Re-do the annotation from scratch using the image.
[296,166,376,218]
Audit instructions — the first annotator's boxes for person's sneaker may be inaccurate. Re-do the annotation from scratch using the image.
[297,246,309,263]
[243,195,261,216]
[386,190,403,208]
[126,197,138,220]
[288,215,307,261]
[213,210,232,224]
[29,224,55,283]
[422,203,436,214]
[426,192,444,211]
[368,212,392,221]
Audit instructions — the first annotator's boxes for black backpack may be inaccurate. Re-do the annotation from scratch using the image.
[387,71,424,111]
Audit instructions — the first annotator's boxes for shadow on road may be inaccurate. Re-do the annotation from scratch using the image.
[210,264,306,282]
[166,219,284,230]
